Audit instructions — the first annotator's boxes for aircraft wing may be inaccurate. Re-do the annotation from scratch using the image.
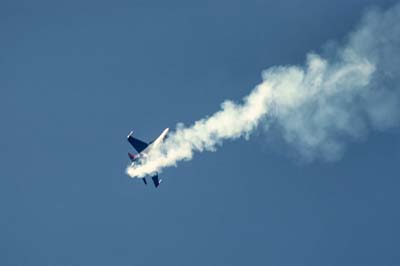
[149,128,169,148]
[127,131,149,153]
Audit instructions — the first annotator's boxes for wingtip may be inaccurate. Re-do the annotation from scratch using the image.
[127,131,134,138]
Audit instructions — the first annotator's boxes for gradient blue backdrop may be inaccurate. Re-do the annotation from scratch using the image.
[1,0,400,265]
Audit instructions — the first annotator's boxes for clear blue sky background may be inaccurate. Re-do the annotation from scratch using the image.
[1,0,400,265]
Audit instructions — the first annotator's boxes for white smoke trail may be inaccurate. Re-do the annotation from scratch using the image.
[127,4,400,178]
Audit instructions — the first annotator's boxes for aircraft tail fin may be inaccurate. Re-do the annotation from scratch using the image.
[152,174,161,188]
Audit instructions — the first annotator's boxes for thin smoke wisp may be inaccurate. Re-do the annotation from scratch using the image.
[127,4,400,178]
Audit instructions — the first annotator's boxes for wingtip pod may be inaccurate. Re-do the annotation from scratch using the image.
[162,128,170,139]
[127,131,134,139]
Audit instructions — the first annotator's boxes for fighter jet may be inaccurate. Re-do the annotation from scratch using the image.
[127,128,169,187]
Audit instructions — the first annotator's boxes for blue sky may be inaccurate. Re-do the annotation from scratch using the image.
[1,0,400,265]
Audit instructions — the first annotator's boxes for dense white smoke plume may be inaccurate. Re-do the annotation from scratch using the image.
[127,4,400,178]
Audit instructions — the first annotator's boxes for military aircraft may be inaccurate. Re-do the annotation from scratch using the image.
[127,128,169,187]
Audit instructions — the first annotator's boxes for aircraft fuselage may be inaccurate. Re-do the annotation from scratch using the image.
[127,128,169,187]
